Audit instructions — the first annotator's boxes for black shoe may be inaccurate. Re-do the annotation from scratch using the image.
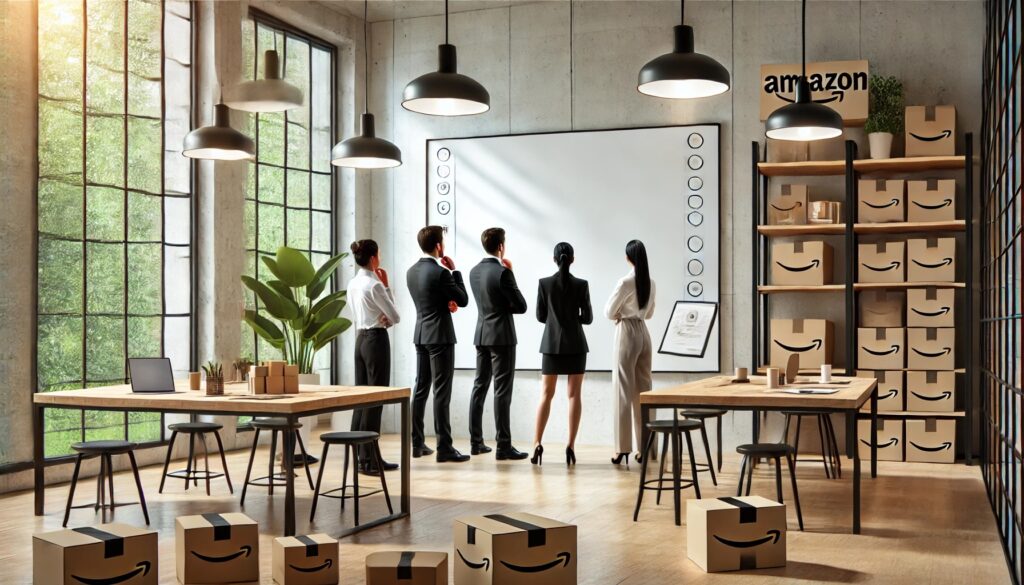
[566,447,576,466]
[471,443,493,455]
[436,449,471,463]
[413,445,434,458]
[359,460,399,475]
[292,453,318,467]
[611,452,630,468]
[530,444,544,466]
[496,446,529,461]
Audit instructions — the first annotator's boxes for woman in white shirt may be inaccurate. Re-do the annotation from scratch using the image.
[605,240,656,465]
[347,239,401,473]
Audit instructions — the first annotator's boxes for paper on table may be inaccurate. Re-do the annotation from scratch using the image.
[771,387,840,395]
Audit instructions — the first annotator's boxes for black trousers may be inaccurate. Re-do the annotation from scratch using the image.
[351,329,391,461]
[469,345,516,449]
[412,344,455,453]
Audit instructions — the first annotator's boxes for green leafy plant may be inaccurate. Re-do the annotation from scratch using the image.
[241,246,351,374]
[865,74,904,135]
[202,361,223,379]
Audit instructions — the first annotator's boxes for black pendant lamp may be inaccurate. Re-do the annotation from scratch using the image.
[637,0,730,99]
[402,0,490,116]
[332,0,402,168]
[765,0,843,141]
[182,101,255,161]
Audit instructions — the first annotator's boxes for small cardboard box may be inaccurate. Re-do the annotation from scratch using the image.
[266,360,286,377]
[253,365,269,377]
[250,376,267,395]
[907,179,956,222]
[771,240,833,286]
[807,200,842,224]
[907,288,955,327]
[858,241,905,283]
[267,375,285,394]
[34,524,158,585]
[905,105,956,157]
[453,513,577,585]
[907,238,956,282]
[284,375,299,394]
[857,418,903,461]
[284,364,300,377]
[905,418,956,463]
[176,513,259,584]
[273,534,339,585]
[366,551,447,585]
[686,496,786,572]
[906,370,956,412]
[767,184,807,225]
[856,370,904,412]
[857,328,905,370]
[858,179,905,223]
[769,319,834,370]
[859,290,903,327]
[907,327,955,370]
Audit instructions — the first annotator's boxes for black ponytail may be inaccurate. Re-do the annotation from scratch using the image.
[553,242,574,286]
[350,239,379,268]
[625,239,651,309]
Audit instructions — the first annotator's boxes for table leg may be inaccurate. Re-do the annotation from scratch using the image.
[34,404,44,516]
[672,428,682,526]
[401,397,411,515]
[752,410,761,442]
[870,392,878,479]
[640,405,651,464]
[847,411,861,534]
[283,416,296,536]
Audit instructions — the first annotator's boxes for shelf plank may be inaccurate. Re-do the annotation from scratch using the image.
[758,284,846,293]
[758,224,846,236]
[854,156,966,173]
[756,367,849,376]
[854,220,966,234]
[857,410,965,418]
[853,281,965,290]
[757,160,846,177]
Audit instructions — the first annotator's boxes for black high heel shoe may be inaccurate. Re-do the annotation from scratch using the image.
[611,452,630,467]
[531,445,544,466]
[566,447,576,467]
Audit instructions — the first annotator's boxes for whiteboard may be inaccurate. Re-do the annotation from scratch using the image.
[425,125,720,372]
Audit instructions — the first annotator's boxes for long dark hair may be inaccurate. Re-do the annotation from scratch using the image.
[625,239,651,309]
[553,242,574,285]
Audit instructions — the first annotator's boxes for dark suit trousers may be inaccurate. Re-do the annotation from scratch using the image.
[351,329,390,460]
[413,343,455,453]
[469,345,516,449]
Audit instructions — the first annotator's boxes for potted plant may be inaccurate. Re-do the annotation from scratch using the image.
[865,74,904,159]
[202,361,224,396]
[240,246,351,382]
[233,357,253,381]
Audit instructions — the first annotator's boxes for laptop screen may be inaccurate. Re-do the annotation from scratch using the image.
[128,358,176,393]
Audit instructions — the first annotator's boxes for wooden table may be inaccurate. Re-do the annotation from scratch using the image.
[640,375,878,533]
[32,381,411,537]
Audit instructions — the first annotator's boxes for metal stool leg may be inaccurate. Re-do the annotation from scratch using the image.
[159,431,178,494]
[783,414,793,444]
[633,431,656,522]
[744,453,755,496]
[824,415,842,479]
[201,433,212,496]
[353,447,361,527]
[97,455,107,522]
[671,430,683,525]
[816,415,832,479]
[373,442,394,515]
[63,454,83,527]
[736,455,748,497]
[128,451,149,525]
[656,432,669,505]
[240,429,260,506]
[295,431,315,490]
[184,434,195,489]
[684,430,701,499]
[340,445,350,512]
[786,452,804,531]
[715,415,723,473]
[267,430,278,496]
[310,443,330,522]
[774,455,785,504]
[105,454,115,512]
[698,423,717,486]
[213,430,233,493]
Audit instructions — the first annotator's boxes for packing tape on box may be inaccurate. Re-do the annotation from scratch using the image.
[874,178,885,190]
[925,105,937,120]
[397,551,415,580]
[794,241,804,253]
[927,236,939,247]
[716,497,759,524]
[72,526,125,558]
[782,184,793,196]
[483,514,548,547]
[926,287,938,300]
[792,319,804,334]
[202,513,233,541]
[927,328,938,340]
[927,371,938,383]
[927,178,939,190]
[926,418,938,432]
[876,242,886,253]
[295,535,319,558]
[874,328,886,340]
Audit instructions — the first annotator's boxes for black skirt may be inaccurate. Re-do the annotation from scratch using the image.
[541,353,587,375]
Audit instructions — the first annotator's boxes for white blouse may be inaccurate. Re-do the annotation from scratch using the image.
[346,268,401,330]
[604,270,656,321]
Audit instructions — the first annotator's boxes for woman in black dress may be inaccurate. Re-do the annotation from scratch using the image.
[532,242,593,466]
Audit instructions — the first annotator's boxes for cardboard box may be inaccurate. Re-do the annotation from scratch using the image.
[858,179,905,223]
[907,238,956,282]
[857,418,903,461]
[250,376,267,395]
[366,551,447,585]
[284,375,299,394]
[760,60,868,124]
[807,200,842,224]
[769,319,834,370]
[34,523,158,585]
[771,241,833,286]
[905,418,956,463]
[176,513,259,584]
[267,375,285,394]
[907,327,955,370]
[266,360,286,376]
[858,241,905,283]
[905,105,956,157]
[284,364,300,377]
[907,179,956,222]
[453,513,577,585]
[273,533,339,585]
[686,496,786,573]
[856,370,904,412]
[857,328,905,370]
[906,371,956,412]
[859,290,903,327]
[767,184,807,225]
[253,365,269,377]
[907,288,955,327]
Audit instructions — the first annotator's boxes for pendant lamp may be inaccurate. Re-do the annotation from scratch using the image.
[637,0,730,99]
[402,0,489,116]
[182,102,255,161]
[225,49,303,113]
[764,0,843,141]
[332,0,402,168]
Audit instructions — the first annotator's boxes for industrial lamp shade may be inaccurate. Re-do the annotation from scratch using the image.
[331,113,402,169]
[182,103,255,161]
[402,44,490,116]
[765,77,844,141]
[637,25,730,99]
[224,50,303,113]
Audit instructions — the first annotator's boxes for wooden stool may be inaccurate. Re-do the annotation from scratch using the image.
[63,440,149,527]
[736,443,804,531]
[159,422,233,495]
[310,431,394,527]
[680,408,728,474]
[634,419,702,525]
[240,418,314,506]
[782,411,842,479]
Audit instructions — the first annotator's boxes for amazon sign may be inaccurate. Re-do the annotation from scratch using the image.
[454,512,576,585]
[687,496,786,572]
[34,524,158,585]
[175,512,259,584]
[760,60,869,125]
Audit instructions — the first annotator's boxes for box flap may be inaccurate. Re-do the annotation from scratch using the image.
[455,512,571,539]
[34,523,152,549]
[366,551,446,570]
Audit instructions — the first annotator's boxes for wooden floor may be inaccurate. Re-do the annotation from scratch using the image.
[0,430,1009,584]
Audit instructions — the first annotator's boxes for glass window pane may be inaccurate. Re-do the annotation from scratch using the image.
[287,170,310,207]
[38,100,83,181]
[257,203,284,252]
[128,192,162,242]
[84,410,125,442]
[38,238,83,314]
[86,242,125,314]
[128,116,162,194]
[287,209,310,250]
[37,315,83,390]
[258,165,284,203]
[312,211,331,253]
[312,173,331,210]
[86,186,125,242]
[164,244,191,315]
[257,112,285,166]
[45,409,82,457]
[128,243,162,314]
[128,316,161,358]
[86,0,125,116]
[85,315,125,382]
[86,114,125,187]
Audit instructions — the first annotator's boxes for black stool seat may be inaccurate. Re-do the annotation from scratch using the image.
[679,408,728,417]
[737,443,794,456]
[320,431,380,444]
[64,441,148,527]
[160,420,233,497]
[240,419,314,506]
[72,440,136,454]
[646,419,702,432]
[250,418,303,430]
[168,422,223,433]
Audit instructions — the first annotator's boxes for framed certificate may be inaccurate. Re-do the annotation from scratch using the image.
[658,301,719,358]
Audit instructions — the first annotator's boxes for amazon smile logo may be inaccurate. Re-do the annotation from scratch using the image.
[910,441,952,452]
[862,260,900,271]
[862,344,900,356]
[860,437,898,449]
[289,558,332,573]
[770,202,802,212]
[879,388,899,400]
[457,549,491,571]
[71,561,151,585]
[912,257,953,269]
[912,347,952,358]
[191,545,252,564]
[775,259,820,272]
[912,198,953,210]
[912,306,951,317]
[864,198,900,209]
[911,390,951,401]
[713,530,782,549]
[773,338,822,352]
[763,71,866,104]
[501,552,572,573]
[910,130,952,142]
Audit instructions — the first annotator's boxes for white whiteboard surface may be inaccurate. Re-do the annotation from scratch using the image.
[426,125,720,372]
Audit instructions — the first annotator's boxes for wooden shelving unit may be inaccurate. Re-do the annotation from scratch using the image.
[758,284,846,293]
[854,220,966,234]
[757,224,845,236]
[864,410,966,418]
[853,281,966,290]
[757,155,966,177]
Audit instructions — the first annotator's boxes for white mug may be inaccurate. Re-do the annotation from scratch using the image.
[820,364,833,383]
[735,367,748,381]
[766,367,782,389]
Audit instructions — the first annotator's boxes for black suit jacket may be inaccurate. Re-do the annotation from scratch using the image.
[536,272,593,354]
[406,258,470,345]
[469,258,528,346]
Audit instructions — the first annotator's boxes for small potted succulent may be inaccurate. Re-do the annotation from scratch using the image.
[233,357,253,381]
[865,74,904,159]
[202,361,224,396]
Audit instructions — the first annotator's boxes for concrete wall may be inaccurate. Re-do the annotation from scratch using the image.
[364,0,985,452]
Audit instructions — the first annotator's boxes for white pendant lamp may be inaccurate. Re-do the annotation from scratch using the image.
[637,0,730,99]
[225,49,303,113]
[182,102,255,161]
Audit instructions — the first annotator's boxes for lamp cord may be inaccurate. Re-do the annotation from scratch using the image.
[801,0,806,78]
[681,0,685,24]
[445,0,449,44]
[363,0,368,114]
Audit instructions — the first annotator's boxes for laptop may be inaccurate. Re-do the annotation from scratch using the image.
[128,358,180,394]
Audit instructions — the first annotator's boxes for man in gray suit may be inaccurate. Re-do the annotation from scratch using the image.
[468,228,529,460]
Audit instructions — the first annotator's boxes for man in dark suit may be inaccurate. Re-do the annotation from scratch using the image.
[468,228,529,460]
[406,225,471,462]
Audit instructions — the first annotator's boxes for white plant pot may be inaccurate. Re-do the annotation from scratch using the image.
[868,132,893,160]
[298,373,321,386]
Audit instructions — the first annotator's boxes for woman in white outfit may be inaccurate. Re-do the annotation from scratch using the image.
[605,240,656,465]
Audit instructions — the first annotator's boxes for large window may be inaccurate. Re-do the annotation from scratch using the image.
[36,0,193,457]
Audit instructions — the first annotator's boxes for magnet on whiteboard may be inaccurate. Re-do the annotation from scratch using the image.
[687,155,703,170]
[688,194,703,209]
[687,211,704,226]
[437,147,451,161]
[437,182,451,195]
[688,133,704,148]
[687,236,704,252]
[437,165,451,178]
[687,281,704,297]
[688,176,703,190]
[437,201,451,215]
[687,259,704,276]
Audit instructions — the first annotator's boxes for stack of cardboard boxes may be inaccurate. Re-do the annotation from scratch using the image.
[249,360,301,395]
[768,183,842,226]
